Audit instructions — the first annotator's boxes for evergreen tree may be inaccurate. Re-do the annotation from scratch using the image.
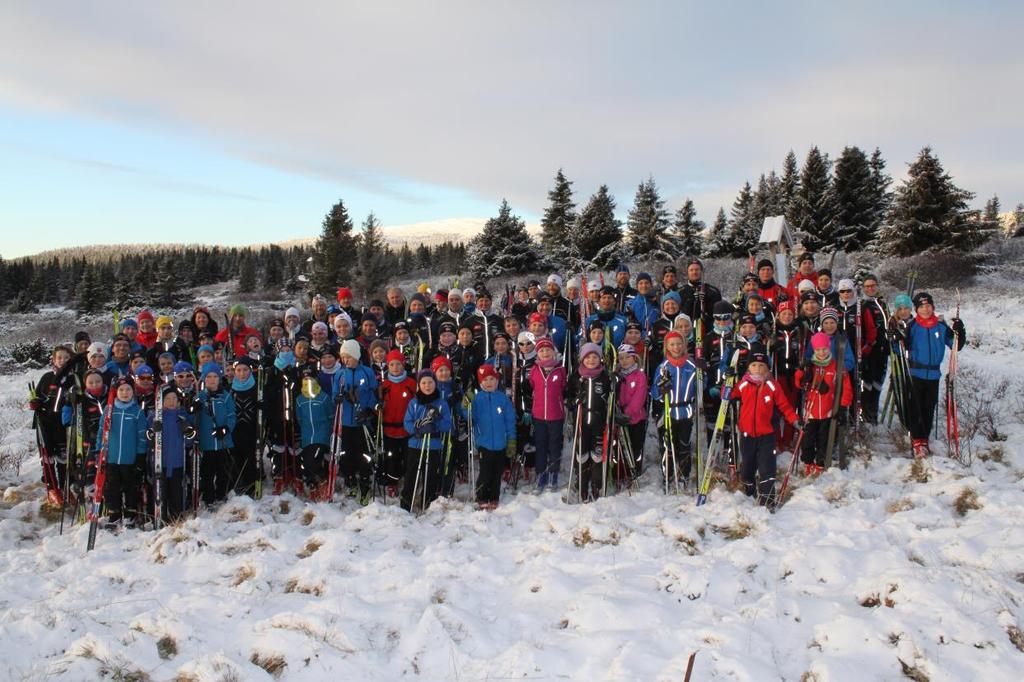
[703,208,732,257]
[867,147,892,232]
[781,150,801,227]
[572,185,625,269]
[876,147,978,255]
[1013,203,1024,238]
[828,146,875,251]
[673,198,705,258]
[264,245,284,286]
[397,243,415,273]
[415,244,431,270]
[153,256,184,307]
[729,181,759,255]
[626,176,674,261]
[983,195,1000,224]
[284,259,303,294]
[75,264,106,314]
[311,199,357,294]
[792,146,835,252]
[354,212,391,297]
[466,199,542,279]
[237,252,257,293]
[540,169,577,266]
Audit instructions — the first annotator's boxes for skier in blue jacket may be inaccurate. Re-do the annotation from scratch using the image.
[195,362,237,505]
[895,291,966,457]
[296,366,335,498]
[101,379,148,527]
[401,369,453,512]
[331,340,379,504]
[148,387,196,522]
[464,364,516,509]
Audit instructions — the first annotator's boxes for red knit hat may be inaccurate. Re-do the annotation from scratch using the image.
[664,330,683,344]
[337,287,353,302]
[430,355,452,374]
[528,312,547,327]
[477,364,498,382]
[385,349,405,365]
[777,299,795,314]
[137,310,154,323]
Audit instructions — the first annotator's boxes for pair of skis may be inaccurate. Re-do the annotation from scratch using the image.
[696,351,740,506]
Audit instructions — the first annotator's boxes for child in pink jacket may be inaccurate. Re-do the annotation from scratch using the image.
[528,338,567,491]
[615,343,648,475]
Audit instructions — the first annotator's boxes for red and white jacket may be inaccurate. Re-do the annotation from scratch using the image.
[793,361,854,420]
[731,375,799,437]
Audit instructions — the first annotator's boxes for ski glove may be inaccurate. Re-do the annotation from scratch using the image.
[792,419,805,431]
[334,392,345,405]
[145,429,155,442]
[952,318,965,336]
[799,373,812,389]
[709,386,720,400]
[614,412,631,427]
[28,399,42,411]
[837,409,848,426]
[815,382,830,395]
[152,419,163,432]
[521,412,533,427]
[356,408,376,423]
[183,426,197,440]
[723,365,737,377]
[505,440,517,460]
[61,405,73,426]
[212,426,229,439]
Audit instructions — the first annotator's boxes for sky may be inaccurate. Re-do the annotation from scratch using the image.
[0,1,1021,258]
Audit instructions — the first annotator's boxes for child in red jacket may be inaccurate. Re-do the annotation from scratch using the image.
[731,351,801,508]
[794,332,854,475]
[379,349,417,495]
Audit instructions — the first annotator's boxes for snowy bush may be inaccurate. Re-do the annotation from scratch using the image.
[877,250,982,291]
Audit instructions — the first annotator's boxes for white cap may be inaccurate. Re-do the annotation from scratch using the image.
[448,288,463,299]
[340,339,362,360]
[517,331,536,345]
[567,277,581,290]
[463,287,477,298]
[838,278,856,292]
[547,274,563,288]
[312,321,329,334]
[797,279,815,292]
[332,311,353,329]
[285,306,301,319]
[587,280,601,292]
[87,341,108,359]
[675,312,692,325]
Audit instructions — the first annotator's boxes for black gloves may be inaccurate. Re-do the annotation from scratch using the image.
[212,426,229,439]
[152,419,163,432]
[183,426,197,440]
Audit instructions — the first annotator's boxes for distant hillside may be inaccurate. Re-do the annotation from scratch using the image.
[19,218,542,263]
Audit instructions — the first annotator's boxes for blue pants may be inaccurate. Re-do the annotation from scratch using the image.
[532,418,564,481]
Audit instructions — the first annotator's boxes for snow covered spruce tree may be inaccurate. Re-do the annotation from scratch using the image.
[826,146,877,252]
[466,199,542,279]
[703,207,732,257]
[728,181,759,256]
[311,199,357,294]
[354,212,390,297]
[75,264,106,314]
[781,150,801,225]
[1013,203,1024,238]
[572,184,626,270]
[673,198,705,258]
[539,169,577,268]
[792,146,836,252]
[237,252,257,293]
[626,176,675,262]
[876,147,982,255]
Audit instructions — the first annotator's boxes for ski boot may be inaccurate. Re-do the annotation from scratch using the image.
[911,439,930,459]
[804,463,825,477]
[45,487,64,506]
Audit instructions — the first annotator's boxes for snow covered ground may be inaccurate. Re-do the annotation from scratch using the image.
[1,285,1022,681]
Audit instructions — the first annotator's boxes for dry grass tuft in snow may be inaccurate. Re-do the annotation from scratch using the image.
[250,651,286,678]
[712,515,755,540]
[907,459,929,483]
[887,497,915,513]
[297,537,322,558]
[898,657,930,682]
[156,634,178,660]
[953,487,981,516]
[232,564,255,586]
[1007,625,1024,653]
[300,508,315,526]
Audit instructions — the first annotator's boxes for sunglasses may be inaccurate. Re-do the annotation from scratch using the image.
[839,289,853,294]
[518,341,534,347]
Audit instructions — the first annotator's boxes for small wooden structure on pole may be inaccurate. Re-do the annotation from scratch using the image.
[757,215,794,282]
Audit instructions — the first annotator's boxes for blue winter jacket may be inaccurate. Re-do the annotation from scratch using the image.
[196,389,237,451]
[546,313,568,351]
[905,318,964,380]
[585,310,628,348]
[150,407,194,472]
[466,389,516,450]
[331,364,379,427]
[296,390,334,447]
[103,399,148,465]
[104,359,131,377]
[404,395,453,451]
[651,358,698,420]
[627,294,659,336]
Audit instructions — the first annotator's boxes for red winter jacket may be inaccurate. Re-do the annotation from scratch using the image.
[731,375,799,437]
[380,375,417,438]
[793,361,853,420]
[528,363,567,421]
[215,325,261,359]
[787,271,818,291]
[756,280,789,308]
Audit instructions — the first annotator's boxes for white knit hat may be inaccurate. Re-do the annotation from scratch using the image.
[340,339,362,359]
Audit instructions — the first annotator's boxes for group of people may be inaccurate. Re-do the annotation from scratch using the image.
[27,252,966,534]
